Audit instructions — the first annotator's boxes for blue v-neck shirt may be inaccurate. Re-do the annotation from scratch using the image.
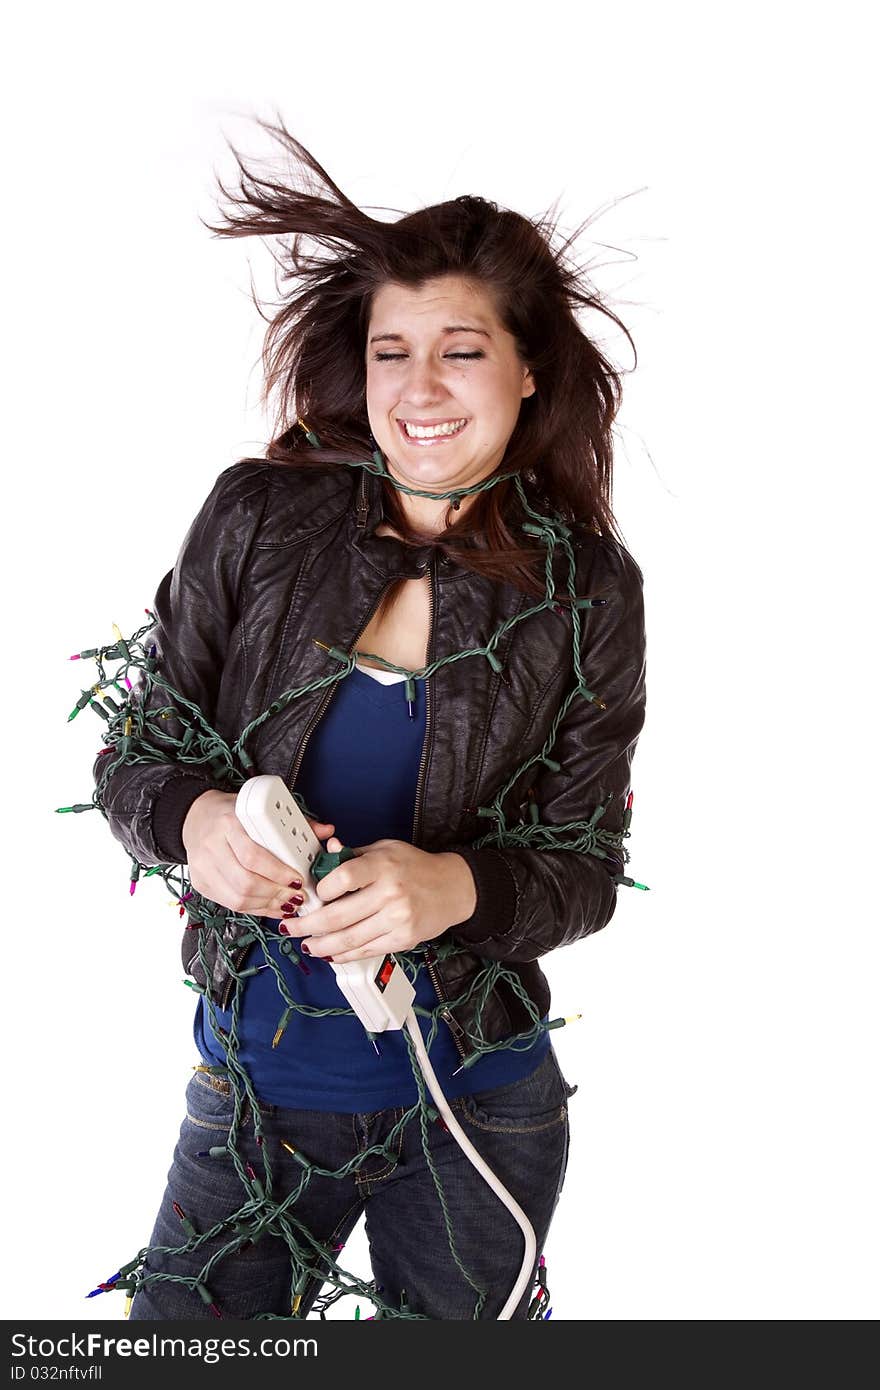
[194,662,549,1110]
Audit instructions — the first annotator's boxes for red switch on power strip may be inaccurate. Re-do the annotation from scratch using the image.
[375,955,396,993]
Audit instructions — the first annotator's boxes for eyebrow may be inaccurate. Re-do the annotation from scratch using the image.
[368,324,491,345]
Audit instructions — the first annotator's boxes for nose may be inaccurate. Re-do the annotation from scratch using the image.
[401,356,449,406]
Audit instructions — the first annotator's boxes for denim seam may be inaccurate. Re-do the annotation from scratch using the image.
[188,1072,251,1128]
[449,1099,568,1135]
[192,1071,231,1096]
[185,1112,235,1132]
[296,1195,367,1318]
[354,1110,405,1192]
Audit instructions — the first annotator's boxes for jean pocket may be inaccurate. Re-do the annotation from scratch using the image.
[185,1069,251,1132]
[452,1049,570,1134]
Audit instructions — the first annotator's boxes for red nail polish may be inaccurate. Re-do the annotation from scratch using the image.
[325,956,334,963]
[301,941,311,955]
[288,879,302,890]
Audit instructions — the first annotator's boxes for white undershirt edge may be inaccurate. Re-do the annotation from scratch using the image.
[354,659,408,686]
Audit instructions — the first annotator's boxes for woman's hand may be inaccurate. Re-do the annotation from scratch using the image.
[182,789,336,920]
[284,837,478,962]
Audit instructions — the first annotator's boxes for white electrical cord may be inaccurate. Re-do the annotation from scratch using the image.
[404,1010,537,1320]
[232,780,539,1318]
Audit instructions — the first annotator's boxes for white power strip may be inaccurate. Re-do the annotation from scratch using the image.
[234,775,415,1032]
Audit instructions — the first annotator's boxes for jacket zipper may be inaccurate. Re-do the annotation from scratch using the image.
[410,550,436,847]
[413,555,469,1066]
[424,945,469,1064]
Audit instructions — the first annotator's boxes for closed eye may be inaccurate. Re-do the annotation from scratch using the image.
[373,351,485,362]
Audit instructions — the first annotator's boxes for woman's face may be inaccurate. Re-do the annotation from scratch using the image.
[365,275,535,509]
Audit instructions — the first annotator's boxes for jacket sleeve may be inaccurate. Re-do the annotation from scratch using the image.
[447,534,647,963]
[92,460,270,867]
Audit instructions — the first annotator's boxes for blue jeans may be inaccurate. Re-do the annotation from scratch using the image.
[128,1046,576,1321]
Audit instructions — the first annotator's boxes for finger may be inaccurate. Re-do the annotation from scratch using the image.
[315,853,376,904]
[330,933,400,965]
[226,820,307,892]
[307,819,335,838]
[190,851,286,918]
[302,913,393,960]
[208,830,307,916]
[326,836,343,852]
[286,884,384,939]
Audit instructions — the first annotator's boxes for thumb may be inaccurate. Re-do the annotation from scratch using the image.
[326,836,344,853]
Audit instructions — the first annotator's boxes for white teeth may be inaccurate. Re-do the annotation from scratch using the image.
[401,418,467,439]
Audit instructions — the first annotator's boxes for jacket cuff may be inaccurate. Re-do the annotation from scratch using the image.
[445,845,518,947]
[152,775,219,865]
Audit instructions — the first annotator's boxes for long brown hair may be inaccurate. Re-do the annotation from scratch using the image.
[202,114,638,617]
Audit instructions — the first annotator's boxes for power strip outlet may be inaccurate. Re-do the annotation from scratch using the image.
[234,775,415,1033]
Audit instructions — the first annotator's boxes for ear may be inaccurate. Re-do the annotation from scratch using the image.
[521,364,536,398]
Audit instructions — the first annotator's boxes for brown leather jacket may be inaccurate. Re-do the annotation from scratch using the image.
[94,457,647,1064]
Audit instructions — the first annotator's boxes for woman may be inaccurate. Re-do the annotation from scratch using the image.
[92,121,647,1320]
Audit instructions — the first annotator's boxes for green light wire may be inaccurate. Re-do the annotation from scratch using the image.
[61,434,646,1320]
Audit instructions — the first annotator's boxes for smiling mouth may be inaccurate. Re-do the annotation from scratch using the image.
[396,417,469,444]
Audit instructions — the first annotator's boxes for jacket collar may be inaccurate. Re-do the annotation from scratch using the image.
[347,463,436,578]
[346,458,576,583]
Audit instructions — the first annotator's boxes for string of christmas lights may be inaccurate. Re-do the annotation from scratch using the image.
[60,432,647,1320]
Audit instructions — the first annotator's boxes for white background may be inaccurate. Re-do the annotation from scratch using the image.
[3,0,877,1322]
